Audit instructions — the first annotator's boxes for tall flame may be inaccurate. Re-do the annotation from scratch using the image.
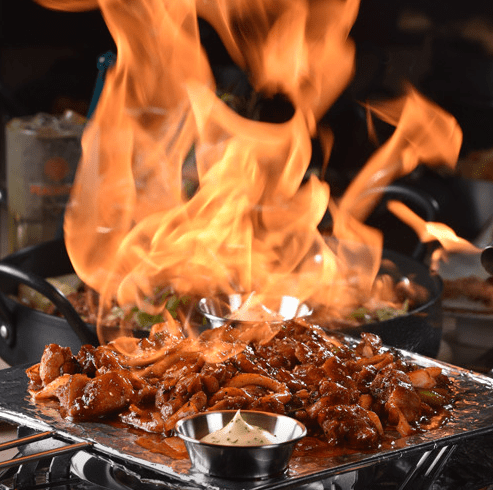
[35,0,462,343]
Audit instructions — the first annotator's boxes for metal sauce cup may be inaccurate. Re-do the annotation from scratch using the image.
[174,410,307,480]
[198,294,313,329]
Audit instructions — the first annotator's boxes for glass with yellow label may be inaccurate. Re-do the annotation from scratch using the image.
[5,111,85,252]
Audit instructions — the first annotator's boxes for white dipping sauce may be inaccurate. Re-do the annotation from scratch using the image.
[201,411,278,446]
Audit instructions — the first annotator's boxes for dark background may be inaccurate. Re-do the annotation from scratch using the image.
[1,0,493,123]
[0,1,114,118]
[1,0,493,252]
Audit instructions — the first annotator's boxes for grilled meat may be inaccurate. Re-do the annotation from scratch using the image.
[26,320,453,449]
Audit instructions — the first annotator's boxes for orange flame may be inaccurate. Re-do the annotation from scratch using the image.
[35,0,462,343]
[387,200,480,253]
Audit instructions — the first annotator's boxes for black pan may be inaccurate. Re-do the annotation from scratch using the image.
[0,239,98,366]
[0,237,442,366]
[318,249,443,358]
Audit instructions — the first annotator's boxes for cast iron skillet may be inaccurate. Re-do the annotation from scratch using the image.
[0,236,442,366]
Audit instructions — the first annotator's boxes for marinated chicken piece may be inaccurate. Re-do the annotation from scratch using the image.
[319,405,381,448]
[385,384,421,436]
[39,344,79,386]
[60,371,135,420]
[54,373,91,411]
[253,338,298,369]
[321,355,353,384]
[25,364,43,391]
[32,374,74,400]
[163,391,207,434]
[208,386,253,410]
[370,364,422,436]
[318,380,358,404]
[407,367,442,389]
[355,332,383,358]
[76,344,99,377]
[292,364,327,388]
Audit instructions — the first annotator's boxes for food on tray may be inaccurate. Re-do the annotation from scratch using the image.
[26,319,454,451]
[442,275,493,309]
[201,410,278,445]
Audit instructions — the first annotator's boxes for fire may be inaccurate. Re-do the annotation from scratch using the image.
[387,201,480,254]
[387,200,480,272]
[36,0,462,344]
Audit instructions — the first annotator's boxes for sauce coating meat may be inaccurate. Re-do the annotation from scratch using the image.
[26,320,453,450]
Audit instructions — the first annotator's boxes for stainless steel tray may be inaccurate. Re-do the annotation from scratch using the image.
[0,349,492,490]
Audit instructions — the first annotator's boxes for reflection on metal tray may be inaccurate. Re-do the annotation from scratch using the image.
[0,349,492,490]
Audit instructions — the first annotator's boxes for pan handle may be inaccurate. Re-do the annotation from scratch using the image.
[386,183,439,261]
[367,183,440,262]
[481,240,493,275]
[0,293,14,347]
[0,264,98,346]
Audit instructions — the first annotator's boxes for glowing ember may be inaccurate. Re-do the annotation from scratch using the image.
[35,0,463,343]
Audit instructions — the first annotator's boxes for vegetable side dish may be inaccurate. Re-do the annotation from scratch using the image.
[26,319,454,451]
